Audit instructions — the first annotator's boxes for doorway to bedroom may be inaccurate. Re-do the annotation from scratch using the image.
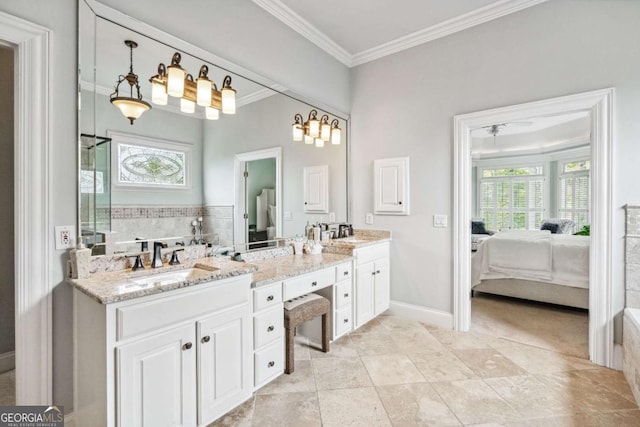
[468,111,591,359]
[453,89,615,368]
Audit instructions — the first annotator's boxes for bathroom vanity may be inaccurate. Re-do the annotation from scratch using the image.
[70,232,390,427]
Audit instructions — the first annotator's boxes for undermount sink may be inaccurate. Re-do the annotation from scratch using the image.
[129,266,217,287]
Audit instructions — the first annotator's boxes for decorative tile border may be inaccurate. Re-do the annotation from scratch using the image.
[111,205,204,219]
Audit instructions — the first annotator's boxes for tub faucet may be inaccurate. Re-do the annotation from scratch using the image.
[151,241,167,268]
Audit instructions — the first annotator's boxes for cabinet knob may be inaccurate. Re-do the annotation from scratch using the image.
[267,295,274,302]
[201,336,210,343]
[344,293,349,298]
[399,201,402,205]
[267,325,275,332]
[311,281,318,287]
[371,271,376,276]
[343,318,349,324]
[182,342,193,351]
[376,270,381,274]
[304,202,308,205]
[343,271,349,276]
[268,361,275,368]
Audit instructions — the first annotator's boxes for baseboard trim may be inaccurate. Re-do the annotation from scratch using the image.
[388,301,453,329]
[0,351,15,373]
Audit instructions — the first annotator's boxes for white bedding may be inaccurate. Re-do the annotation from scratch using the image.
[472,230,589,289]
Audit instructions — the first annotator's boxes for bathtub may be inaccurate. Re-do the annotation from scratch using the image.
[623,308,640,405]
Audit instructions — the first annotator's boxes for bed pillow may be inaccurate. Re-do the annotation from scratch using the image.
[471,220,490,235]
[540,222,560,234]
[540,219,575,234]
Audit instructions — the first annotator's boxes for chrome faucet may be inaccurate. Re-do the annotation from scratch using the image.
[151,241,167,268]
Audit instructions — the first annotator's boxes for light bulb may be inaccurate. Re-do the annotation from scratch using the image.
[205,107,219,120]
[180,98,195,114]
[151,80,167,105]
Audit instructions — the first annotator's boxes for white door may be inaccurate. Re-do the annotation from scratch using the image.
[197,303,252,425]
[355,261,375,327]
[374,157,409,215]
[303,165,329,213]
[117,324,197,427]
[374,258,391,315]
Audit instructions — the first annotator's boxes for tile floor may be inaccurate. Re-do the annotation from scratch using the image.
[212,314,639,427]
[0,369,15,406]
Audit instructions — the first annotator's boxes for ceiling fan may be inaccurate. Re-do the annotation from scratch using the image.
[482,121,533,143]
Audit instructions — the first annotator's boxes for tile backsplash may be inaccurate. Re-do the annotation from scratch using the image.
[626,204,640,308]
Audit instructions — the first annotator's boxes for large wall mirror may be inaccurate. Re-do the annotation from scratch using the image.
[79,0,349,255]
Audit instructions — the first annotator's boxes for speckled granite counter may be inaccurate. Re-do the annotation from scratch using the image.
[322,229,392,255]
[69,257,257,304]
[250,253,354,287]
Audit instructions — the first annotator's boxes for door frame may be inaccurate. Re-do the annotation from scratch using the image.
[453,88,614,367]
[0,11,53,403]
[234,147,282,245]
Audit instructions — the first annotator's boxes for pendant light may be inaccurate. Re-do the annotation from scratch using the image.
[109,40,151,125]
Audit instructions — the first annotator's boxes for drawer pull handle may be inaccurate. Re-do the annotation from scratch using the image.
[182,342,193,351]
[343,271,349,276]
[268,361,275,368]
[344,293,349,298]
[311,281,318,287]
[201,336,210,343]
[267,295,274,301]
[267,325,275,332]
[343,318,349,323]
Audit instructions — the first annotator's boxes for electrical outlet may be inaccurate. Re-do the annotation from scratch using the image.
[366,213,374,225]
[329,212,336,222]
[433,214,448,228]
[284,211,292,221]
[55,225,76,250]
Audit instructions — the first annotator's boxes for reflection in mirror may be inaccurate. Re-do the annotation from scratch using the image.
[79,2,349,256]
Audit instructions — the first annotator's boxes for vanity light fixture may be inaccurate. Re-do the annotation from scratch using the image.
[291,110,342,147]
[150,53,237,120]
[110,40,151,125]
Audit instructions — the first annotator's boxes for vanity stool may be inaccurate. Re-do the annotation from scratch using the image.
[284,293,330,374]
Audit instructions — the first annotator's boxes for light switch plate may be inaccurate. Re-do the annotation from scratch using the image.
[366,213,374,224]
[284,211,292,221]
[433,214,448,228]
[55,225,76,250]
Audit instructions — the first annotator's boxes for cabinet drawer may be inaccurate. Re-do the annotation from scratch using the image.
[116,278,248,342]
[334,305,352,337]
[355,243,390,265]
[334,279,352,309]
[254,340,284,387]
[253,282,282,312]
[335,262,352,281]
[282,268,335,300]
[253,307,284,349]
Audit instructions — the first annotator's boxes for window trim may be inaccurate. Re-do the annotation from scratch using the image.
[557,156,591,228]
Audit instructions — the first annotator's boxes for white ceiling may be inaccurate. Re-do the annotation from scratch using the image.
[253,0,548,66]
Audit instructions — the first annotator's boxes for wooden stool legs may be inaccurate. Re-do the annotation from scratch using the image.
[284,316,330,374]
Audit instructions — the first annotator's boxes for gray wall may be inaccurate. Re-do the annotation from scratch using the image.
[247,158,276,227]
[0,0,78,410]
[0,46,14,361]
[350,0,640,324]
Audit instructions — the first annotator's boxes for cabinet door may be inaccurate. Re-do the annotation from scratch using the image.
[197,303,252,425]
[374,257,390,315]
[355,261,375,328]
[117,323,197,427]
[303,165,329,213]
[374,157,409,215]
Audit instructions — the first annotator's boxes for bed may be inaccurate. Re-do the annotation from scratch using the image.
[471,230,590,309]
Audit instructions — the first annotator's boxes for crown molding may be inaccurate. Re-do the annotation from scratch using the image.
[252,0,352,66]
[254,0,547,67]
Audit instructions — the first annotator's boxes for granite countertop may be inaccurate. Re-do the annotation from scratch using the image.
[322,229,392,255]
[69,257,257,304]
[250,252,354,288]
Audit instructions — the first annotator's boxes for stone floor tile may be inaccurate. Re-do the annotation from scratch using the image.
[317,387,391,426]
[376,382,461,426]
[495,343,594,375]
[409,351,479,382]
[312,356,372,390]
[453,348,526,379]
[360,354,425,386]
[208,396,254,427]
[251,391,321,427]
[256,360,316,395]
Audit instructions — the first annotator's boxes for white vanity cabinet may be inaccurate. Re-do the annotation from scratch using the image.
[74,275,253,427]
[354,242,391,328]
[251,281,285,389]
